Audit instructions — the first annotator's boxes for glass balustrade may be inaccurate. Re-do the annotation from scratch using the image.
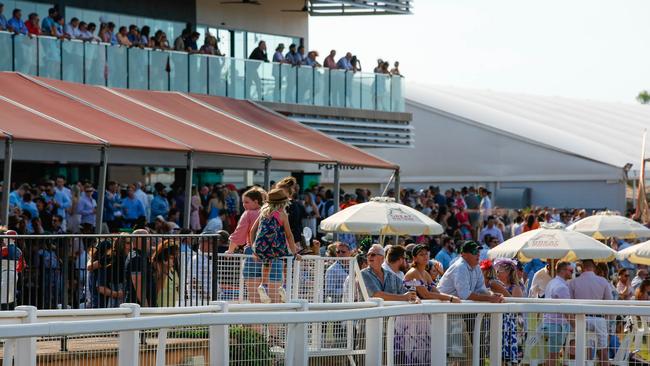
[3,34,405,111]
[62,39,84,83]
[84,42,106,86]
[149,49,170,91]
[37,36,60,79]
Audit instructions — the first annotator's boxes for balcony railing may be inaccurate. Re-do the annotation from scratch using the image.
[0,32,405,112]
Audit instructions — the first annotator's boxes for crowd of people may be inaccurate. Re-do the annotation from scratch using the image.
[0,4,402,75]
[1,174,648,363]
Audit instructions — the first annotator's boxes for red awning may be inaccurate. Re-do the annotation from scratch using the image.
[0,97,101,146]
[115,89,332,163]
[33,76,264,159]
[0,73,186,152]
[190,95,398,169]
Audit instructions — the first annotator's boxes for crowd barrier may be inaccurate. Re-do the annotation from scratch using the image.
[0,299,649,365]
[0,234,357,310]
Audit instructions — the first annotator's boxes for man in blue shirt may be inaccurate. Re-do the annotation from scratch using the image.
[336,52,353,70]
[42,181,71,222]
[0,3,8,31]
[40,7,57,36]
[150,182,169,223]
[360,244,417,302]
[121,184,145,228]
[479,216,504,244]
[324,242,351,302]
[9,183,29,211]
[434,236,458,271]
[285,44,302,66]
[7,8,27,35]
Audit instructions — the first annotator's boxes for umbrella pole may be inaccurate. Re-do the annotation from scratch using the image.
[333,164,340,242]
[393,169,400,246]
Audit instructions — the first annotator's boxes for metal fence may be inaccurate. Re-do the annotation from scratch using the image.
[0,299,649,366]
[0,234,357,310]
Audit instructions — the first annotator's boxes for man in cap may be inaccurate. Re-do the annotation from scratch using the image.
[437,241,504,303]
[360,244,417,302]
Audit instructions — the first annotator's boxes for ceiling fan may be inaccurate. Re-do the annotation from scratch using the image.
[281,0,309,12]
[221,0,261,5]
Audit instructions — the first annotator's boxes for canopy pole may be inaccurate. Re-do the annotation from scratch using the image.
[263,158,271,191]
[1,138,13,227]
[183,152,194,230]
[333,164,340,241]
[95,146,108,234]
[393,168,400,245]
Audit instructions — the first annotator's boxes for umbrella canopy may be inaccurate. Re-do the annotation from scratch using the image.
[566,211,650,240]
[488,223,617,263]
[617,240,650,265]
[319,197,444,236]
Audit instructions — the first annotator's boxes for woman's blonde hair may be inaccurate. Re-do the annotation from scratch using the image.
[260,200,288,219]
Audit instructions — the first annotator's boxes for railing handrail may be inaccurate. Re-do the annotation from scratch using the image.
[2,300,650,339]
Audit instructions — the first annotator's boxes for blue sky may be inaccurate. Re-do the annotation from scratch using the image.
[309,0,650,103]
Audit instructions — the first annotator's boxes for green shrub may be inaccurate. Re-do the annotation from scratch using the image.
[229,326,273,366]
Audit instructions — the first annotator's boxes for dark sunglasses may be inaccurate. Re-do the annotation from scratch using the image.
[335,249,349,254]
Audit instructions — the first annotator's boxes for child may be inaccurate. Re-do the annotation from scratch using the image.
[249,188,300,303]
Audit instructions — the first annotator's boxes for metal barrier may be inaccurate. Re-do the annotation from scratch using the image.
[0,300,649,365]
[0,235,356,310]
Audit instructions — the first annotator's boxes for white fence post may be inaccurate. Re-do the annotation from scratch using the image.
[574,314,586,365]
[14,305,36,366]
[365,298,384,366]
[285,300,309,366]
[489,313,503,366]
[118,303,141,365]
[472,313,484,366]
[210,301,229,366]
[431,313,447,365]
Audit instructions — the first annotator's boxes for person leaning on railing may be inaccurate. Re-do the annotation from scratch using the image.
[360,244,418,302]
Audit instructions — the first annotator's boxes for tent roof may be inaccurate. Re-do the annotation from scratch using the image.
[0,72,396,170]
[407,83,649,171]
[0,97,101,146]
[115,89,331,163]
[0,73,186,152]
[191,94,398,170]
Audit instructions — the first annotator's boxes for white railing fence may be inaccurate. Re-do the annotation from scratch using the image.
[0,299,649,366]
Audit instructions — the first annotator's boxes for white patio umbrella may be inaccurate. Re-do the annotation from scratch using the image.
[617,240,650,265]
[566,211,650,240]
[319,196,444,236]
[488,223,617,263]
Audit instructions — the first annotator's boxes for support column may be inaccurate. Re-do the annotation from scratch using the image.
[263,158,271,191]
[183,152,194,230]
[1,138,13,227]
[95,146,108,233]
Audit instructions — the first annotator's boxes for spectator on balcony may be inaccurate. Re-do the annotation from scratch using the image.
[98,22,110,43]
[25,12,40,35]
[7,9,27,35]
[116,26,131,46]
[297,45,306,64]
[391,61,402,76]
[323,50,337,69]
[126,24,140,46]
[0,3,7,31]
[78,184,97,232]
[373,59,383,73]
[40,7,57,36]
[79,22,98,42]
[200,34,222,55]
[350,55,361,72]
[173,28,189,51]
[272,43,285,62]
[152,30,170,49]
[185,31,200,53]
[64,17,81,39]
[336,52,353,71]
[53,15,68,39]
[304,51,321,67]
[361,244,418,302]
[107,22,118,45]
[249,40,269,62]
[140,25,151,47]
[285,43,302,66]
[121,184,145,228]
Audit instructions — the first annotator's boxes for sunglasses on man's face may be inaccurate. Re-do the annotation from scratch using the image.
[336,249,349,254]
[368,253,381,257]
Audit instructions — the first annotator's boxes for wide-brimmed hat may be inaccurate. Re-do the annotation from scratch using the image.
[266,188,288,204]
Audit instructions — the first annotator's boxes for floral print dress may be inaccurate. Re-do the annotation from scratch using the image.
[393,279,432,365]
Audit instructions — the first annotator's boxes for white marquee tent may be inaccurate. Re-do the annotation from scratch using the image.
[320,82,650,211]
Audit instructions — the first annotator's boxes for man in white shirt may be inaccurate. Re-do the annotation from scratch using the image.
[479,189,492,221]
[542,261,573,365]
[382,245,407,280]
[529,261,553,298]
[134,182,150,221]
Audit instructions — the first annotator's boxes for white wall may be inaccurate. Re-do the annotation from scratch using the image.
[196,0,309,39]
